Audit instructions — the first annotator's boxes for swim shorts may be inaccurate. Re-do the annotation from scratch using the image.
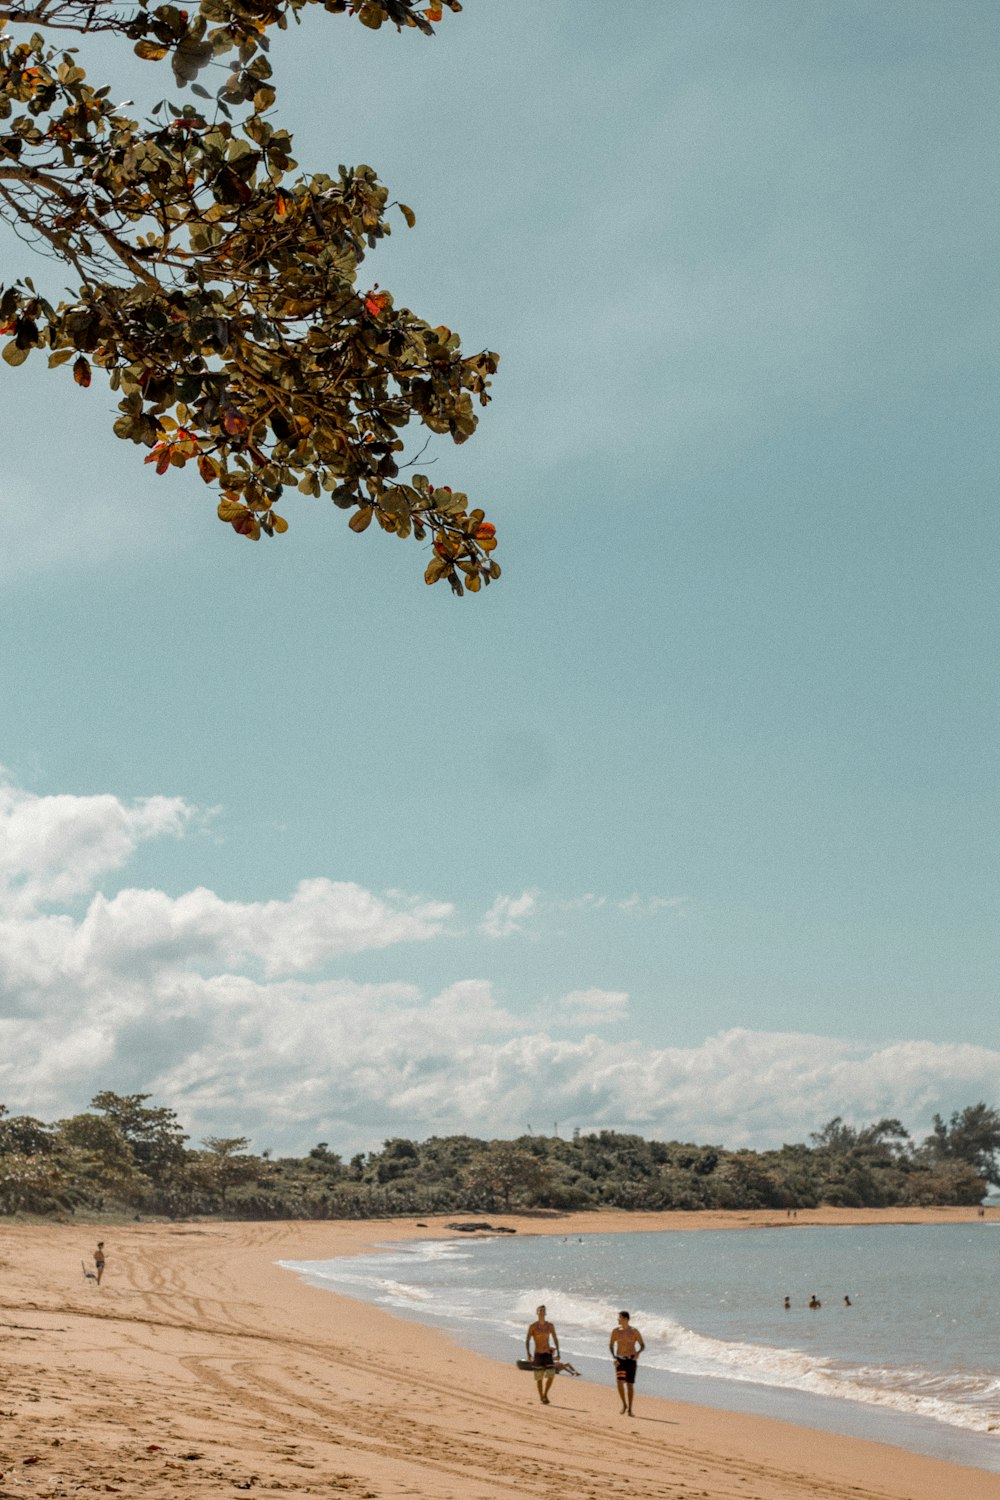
[533,1352,554,1368]
[615,1357,637,1385]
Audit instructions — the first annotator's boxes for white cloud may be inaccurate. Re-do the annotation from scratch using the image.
[0,773,192,909]
[0,775,996,1157]
[480,890,538,938]
[559,988,630,1024]
[483,889,685,936]
[614,895,686,916]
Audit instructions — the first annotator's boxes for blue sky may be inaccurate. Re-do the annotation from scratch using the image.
[1,1,997,1153]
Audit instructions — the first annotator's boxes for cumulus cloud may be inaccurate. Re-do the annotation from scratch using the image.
[0,774,192,909]
[7,981,999,1155]
[1,775,997,1157]
[559,988,630,1024]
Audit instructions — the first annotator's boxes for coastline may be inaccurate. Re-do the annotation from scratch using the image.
[1,1210,997,1499]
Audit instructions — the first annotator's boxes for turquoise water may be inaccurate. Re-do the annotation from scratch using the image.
[280,1223,1000,1473]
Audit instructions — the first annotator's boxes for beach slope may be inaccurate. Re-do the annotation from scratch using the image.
[1,1215,997,1499]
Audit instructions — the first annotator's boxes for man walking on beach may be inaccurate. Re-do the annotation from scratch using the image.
[609,1310,644,1416]
[94,1241,106,1286]
[525,1305,559,1405]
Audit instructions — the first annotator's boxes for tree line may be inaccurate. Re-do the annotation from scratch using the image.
[2,1094,998,1220]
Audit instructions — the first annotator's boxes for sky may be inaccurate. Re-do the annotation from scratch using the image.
[1,1,998,1156]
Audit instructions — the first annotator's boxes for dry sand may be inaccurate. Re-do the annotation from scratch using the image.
[1,1207,997,1499]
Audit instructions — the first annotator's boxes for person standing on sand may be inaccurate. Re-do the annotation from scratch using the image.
[609,1311,645,1416]
[525,1305,559,1405]
[94,1242,106,1285]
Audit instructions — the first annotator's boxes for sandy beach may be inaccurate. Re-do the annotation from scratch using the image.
[1,1208,997,1499]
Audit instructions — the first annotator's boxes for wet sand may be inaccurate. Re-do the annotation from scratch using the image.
[1,1209,997,1499]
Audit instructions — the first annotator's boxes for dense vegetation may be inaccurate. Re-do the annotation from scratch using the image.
[2,1093,998,1220]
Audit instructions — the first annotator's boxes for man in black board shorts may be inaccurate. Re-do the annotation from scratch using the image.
[525,1304,559,1405]
[609,1310,645,1415]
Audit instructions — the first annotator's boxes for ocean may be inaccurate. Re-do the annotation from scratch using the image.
[279,1222,1000,1474]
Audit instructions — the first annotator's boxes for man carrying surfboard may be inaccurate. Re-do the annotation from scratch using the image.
[525,1304,559,1405]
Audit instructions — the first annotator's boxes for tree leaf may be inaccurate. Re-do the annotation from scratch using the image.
[2,342,29,367]
[134,40,169,60]
[349,506,373,533]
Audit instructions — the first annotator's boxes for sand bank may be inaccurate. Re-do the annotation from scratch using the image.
[1,1210,997,1499]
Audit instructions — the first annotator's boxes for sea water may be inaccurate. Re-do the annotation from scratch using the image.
[279,1223,1000,1473]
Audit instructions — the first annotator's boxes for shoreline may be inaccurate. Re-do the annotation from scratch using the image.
[2,1211,998,1499]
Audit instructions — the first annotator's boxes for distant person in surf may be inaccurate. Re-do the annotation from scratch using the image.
[808,1294,821,1309]
[94,1242,106,1286]
[609,1310,645,1416]
[843,1295,852,1307]
[783,1296,791,1309]
[525,1305,559,1405]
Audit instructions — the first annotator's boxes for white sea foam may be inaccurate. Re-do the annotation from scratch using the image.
[507,1285,1000,1435]
[279,1229,1000,1444]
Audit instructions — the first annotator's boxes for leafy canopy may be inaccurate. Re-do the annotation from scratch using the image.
[0,0,500,594]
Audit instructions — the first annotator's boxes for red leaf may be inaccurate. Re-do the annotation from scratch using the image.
[155,447,171,475]
[222,407,248,437]
[73,356,91,388]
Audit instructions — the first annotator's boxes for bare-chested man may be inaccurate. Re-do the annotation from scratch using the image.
[94,1242,106,1286]
[525,1304,559,1405]
[609,1310,644,1415]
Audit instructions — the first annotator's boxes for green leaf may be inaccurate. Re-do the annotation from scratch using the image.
[134,39,169,60]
